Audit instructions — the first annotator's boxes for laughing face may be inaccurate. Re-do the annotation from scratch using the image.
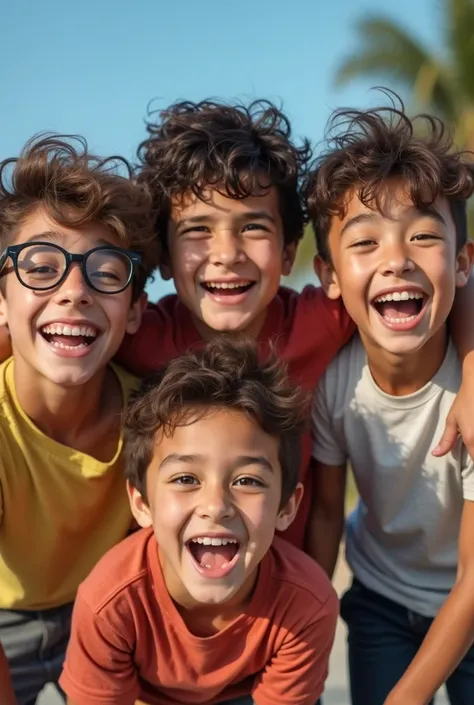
[0,207,143,387]
[316,182,472,357]
[162,187,296,340]
[128,407,300,608]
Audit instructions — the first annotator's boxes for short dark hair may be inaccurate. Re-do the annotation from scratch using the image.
[136,99,312,250]
[124,338,307,507]
[304,94,474,261]
[0,134,159,295]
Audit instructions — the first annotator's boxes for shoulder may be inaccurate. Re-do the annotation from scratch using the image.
[76,528,153,616]
[268,537,339,619]
[317,334,366,403]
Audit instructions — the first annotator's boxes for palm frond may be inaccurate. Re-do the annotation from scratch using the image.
[334,17,456,118]
[447,0,474,103]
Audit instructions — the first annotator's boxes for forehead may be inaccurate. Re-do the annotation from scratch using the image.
[153,407,279,464]
[334,182,454,231]
[169,185,282,223]
[13,206,125,251]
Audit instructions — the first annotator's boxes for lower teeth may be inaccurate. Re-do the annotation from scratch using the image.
[50,341,89,350]
[383,314,417,324]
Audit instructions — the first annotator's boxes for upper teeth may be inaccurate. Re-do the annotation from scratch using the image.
[41,324,97,337]
[374,291,424,303]
[191,537,238,546]
[204,282,251,290]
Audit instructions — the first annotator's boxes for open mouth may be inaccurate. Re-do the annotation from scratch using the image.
[186,536,241,577]
[200,280,256,297]
[371,290,428,325]
[40,323,99,350]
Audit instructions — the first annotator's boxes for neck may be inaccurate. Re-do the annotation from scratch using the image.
[12,356,110,443]
[191,310,268,342]
[361,325,448,396]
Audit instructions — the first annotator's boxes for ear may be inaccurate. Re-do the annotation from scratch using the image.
[158,249,173,282]
[0,289,8,328]
[455,241,473,288]
[125,292,147,335]
[275,483,304,532]
[281,242,298,277]
[314,255,342,300]
[126,481,153,529]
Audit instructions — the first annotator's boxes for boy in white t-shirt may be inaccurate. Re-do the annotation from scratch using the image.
[305,101,474,705]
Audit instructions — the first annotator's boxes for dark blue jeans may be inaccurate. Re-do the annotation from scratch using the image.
[340,579,474,705]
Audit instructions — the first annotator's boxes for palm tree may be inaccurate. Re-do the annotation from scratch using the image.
[334,0,474,149]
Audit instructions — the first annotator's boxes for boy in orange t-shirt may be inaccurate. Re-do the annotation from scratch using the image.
[60,338,339,705]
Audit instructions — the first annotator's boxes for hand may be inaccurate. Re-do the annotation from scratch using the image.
[433,365,474,459]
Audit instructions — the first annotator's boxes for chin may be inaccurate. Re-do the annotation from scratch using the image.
[39,365,98,387]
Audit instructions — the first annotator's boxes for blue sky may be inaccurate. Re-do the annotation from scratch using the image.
[2,0,443,299]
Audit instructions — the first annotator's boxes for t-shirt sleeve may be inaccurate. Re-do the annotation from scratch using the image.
[251,588,339,705]
[461,446,474,501]
[59,592,139,705]
[311,375,347,466]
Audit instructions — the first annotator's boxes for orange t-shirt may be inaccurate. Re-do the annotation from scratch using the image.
[60,528,338,705]
[116,286,354,548]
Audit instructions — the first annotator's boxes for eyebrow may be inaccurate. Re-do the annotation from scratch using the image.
[175,210,276,229]
[340,205,447,237]
[158,453,274,473]
[24,231,115,248]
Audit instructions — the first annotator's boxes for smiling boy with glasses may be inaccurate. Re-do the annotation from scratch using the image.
[0,134,158,704]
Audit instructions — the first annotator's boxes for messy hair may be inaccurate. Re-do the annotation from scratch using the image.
[137,99,312,249]
[0,134,159,294]
[124,337,307,507]
[304,93,474,261]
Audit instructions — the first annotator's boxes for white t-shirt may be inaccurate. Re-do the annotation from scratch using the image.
[311,334,474,617]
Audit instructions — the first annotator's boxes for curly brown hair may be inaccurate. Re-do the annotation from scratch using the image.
[137,99,312,250]
[304,95,474,262]
[124,337,307,508]
[0,134,159,294]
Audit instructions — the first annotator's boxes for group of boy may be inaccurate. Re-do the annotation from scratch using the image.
[0,93,473,705]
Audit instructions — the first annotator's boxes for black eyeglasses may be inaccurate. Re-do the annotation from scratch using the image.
[0,242,142,294]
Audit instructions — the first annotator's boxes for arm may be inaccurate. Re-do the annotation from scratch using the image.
[306,457,347,579]
[0,642,17,705]
[434,271,474,457]
[384,499,474,705]
[59,595,138,705]
[306,377,348,576]
[252,588,339,704]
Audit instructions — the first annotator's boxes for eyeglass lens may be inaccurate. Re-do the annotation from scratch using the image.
[16,244,133,292]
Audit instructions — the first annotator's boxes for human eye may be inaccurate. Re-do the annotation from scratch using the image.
[349,237,377,249]
[171,474,199,486]
[181,225,211,238]
[411,232,442,242]
[242,223,270,238]
[233,476,266,489]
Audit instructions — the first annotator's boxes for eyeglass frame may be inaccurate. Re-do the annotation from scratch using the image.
[0,241,142,295]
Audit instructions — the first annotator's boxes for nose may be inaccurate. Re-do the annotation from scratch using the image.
[53,263,93,306]
[380,240,415,277]
[208,231,245,267]
[196,483,235,522]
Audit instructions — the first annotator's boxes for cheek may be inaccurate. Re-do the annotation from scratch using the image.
[172,243,209,279]
[248,242,284,279]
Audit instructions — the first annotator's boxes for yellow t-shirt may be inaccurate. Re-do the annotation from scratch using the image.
[0,358,140,610]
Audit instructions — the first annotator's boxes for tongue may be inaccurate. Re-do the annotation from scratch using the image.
[378,300,419,319]
[49,334,88,346]
[193,544,236,569]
